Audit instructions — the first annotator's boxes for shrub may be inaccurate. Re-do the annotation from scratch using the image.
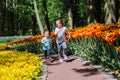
[9,43,26,51]
[8,42,43,54]
[69,37,120,71]
[0,36,31,43]
[25,41,42,54]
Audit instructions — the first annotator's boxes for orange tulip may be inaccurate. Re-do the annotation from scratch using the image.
[66,39,70,43]
[115,70,119,75]
[72,34,79,39]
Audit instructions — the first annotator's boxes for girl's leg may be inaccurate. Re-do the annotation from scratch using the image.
[63,48,67,60]
[47,49,52,60]
[62,42,68,60]
[44,50,47,59]
[57,43,63,62]
[58,49,63,62]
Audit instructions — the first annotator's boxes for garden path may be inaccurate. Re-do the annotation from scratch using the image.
[44,55,107,80]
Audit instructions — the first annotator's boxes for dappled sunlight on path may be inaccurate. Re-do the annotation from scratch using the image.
[46,56,106,80]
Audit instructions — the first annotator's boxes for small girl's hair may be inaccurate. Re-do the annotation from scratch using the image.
[43,29,50,35]
[44,29,49,33]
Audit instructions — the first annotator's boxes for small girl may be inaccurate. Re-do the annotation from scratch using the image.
[55,19,70,63]
[41,29,52,61]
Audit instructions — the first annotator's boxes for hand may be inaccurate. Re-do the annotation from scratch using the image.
[44,41,48,43]
[66,30,71,39]
[68,35,71,39]
[42,41,48,44]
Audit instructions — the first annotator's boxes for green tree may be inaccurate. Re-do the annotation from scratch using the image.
[104,0,116,24]
[42,0,51,32]
[115,0,120,22]
[0,0,120,36]
[87,0,102,24]
[46,0,68,30]
[0,0,4,36]
[33,0,43,34]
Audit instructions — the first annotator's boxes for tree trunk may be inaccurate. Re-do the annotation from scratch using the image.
[94,0,101,23]
[0,0,2,36]
[32,15,37,35]
[115,0,120,22]
[0,1,5,36]
[68,8,73,29]
[5,0,11,36]
[87,0,101,24]
[10,11,14,35]
[6,1,11,36]
[9,0,15,36]
[33,0,44,34]
[104,0,116,24]
[118,0,120,21]
[42,0,51,32]
[8,10,11,35]
[68,0,74,29]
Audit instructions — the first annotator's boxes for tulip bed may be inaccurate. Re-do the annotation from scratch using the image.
[0,43,7,51]
[67,22,120,68]
[68,37,120,69]
[0,50,43,80]
[5,21,120,78]
[0,45,8,51]
[7,22,120,46]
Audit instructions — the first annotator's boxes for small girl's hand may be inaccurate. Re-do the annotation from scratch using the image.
[42,41,47,44]
[44,41,48,43]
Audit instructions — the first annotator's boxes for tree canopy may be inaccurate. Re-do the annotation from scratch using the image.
[0,0,119,36]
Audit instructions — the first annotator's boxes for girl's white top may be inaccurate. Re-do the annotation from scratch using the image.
[55,27,67,43]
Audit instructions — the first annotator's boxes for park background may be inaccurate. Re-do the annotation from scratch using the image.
[0,0,119,36]
[0,0,120,80]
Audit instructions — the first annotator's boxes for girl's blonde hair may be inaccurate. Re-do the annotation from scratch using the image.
[56,19,64,26]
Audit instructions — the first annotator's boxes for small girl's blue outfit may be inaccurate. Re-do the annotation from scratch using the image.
[41,37,51,59]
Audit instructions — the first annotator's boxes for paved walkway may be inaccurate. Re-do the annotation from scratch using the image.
[44,56,107,80]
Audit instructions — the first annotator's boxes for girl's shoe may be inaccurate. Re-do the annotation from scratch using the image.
[59,58,63,63]
[49,57,54,62]
[63,54,68,60]
[43,59,47,62]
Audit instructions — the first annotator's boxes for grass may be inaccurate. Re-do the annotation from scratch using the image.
[0,43,7,46]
